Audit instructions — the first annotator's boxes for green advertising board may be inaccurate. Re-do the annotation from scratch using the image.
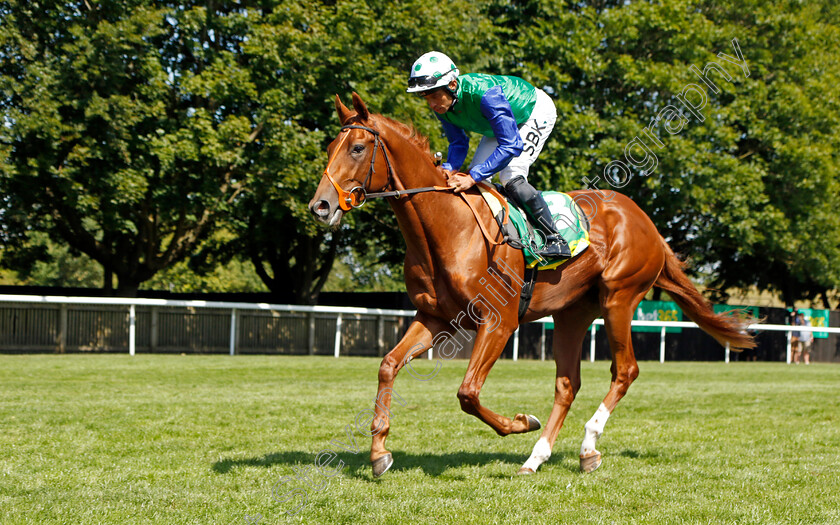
[634,301,682,333]
[551,303,827,339]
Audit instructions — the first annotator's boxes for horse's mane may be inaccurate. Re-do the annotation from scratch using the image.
[372,114,432,160]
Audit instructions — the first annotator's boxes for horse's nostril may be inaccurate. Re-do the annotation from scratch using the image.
[311,200,331,218]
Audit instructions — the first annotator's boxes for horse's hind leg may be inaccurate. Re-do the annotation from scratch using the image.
[519,299,600,474]
[579,287,649,473]
[370,314,448,477]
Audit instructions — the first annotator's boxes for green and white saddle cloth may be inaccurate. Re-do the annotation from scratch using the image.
[477,182,590,270]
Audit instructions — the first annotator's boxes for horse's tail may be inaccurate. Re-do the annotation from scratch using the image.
[654,242,756,350]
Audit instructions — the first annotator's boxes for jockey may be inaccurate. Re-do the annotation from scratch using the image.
[407,51,570,258]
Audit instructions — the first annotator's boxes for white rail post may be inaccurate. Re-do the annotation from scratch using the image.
[540,323,546,361]
[590,324,596,362]
[725,342,730,363]
[512,327,520,361]
[229,308,237,356]
[308,312,316,356]
[786,329,792,364]
[334,314,343,358]
[659,326,666,363]
[129,305,136,356]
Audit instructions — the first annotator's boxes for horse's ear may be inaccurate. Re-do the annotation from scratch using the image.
[335,94,355,125]
[351,92,370,121]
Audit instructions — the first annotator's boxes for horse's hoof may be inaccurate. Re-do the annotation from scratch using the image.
[517,467,535,475]
[372,453,393,478]
[580,452,602,473]
[526,414,541,432]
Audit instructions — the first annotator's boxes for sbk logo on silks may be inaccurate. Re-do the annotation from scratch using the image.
[523,119,549,157]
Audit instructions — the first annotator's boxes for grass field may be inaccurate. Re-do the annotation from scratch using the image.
[1,354,839,524]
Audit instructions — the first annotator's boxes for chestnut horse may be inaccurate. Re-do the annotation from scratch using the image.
[309,93,754,477]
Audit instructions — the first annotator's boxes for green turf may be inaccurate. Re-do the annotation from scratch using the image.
[1,355,838,524]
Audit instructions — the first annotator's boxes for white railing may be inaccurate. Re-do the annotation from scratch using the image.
[0,294,415,357]
[0,294,837,362]
[530,318,840,365]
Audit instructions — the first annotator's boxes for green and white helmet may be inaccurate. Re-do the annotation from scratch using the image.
[406,51,459,93]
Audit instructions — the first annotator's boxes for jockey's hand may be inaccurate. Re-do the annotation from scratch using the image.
[447,172,476,193]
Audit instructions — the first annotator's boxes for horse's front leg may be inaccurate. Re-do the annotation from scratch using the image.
[457,324,542,436]
[370,314,447,477]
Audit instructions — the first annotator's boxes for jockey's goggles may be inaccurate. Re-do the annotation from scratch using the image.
[408,74,445,90]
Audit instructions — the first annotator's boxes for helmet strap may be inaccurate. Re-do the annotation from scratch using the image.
[445,79,458,109]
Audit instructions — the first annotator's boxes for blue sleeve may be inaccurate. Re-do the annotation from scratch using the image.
[437,116,469,171]
[468,85,524,182]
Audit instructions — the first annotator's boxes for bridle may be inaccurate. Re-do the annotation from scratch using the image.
[322,124,450,211]
[321,123,511,247]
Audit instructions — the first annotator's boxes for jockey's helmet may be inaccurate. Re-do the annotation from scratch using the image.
[406,51,459,94]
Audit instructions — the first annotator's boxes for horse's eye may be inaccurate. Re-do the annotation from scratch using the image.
[352,144,365,154]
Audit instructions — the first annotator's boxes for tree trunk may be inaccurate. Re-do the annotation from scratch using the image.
[820,289,832,310]
[103,266,113,293]
[115,281,140,298]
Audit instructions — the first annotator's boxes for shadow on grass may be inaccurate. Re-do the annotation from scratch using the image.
[352,451,533,479]
[619,449,658,459]
[213,451,314,474]
[213,449,581,477]
[617,448,689,464]
[214,446,677,477]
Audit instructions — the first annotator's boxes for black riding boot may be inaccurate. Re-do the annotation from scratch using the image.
[505,177,571,258]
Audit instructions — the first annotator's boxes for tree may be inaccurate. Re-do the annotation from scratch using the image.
[0,231,102,287]
[215,0,504,303]
[0,0,502,302]
[491,0,840,307]
[3,0,837,307]
[1,1,261,294]
[694,0,840,307]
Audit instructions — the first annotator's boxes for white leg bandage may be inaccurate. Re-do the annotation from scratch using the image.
[580,403,610,456]
[521,437,552,472]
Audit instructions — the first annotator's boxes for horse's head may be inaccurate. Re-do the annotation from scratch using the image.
[309,93,393,227]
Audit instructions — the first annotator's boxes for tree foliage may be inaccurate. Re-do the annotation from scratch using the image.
[488,0,840,307]
[207,0,502,303]
[1,1,260,294]
[1,0,838,306]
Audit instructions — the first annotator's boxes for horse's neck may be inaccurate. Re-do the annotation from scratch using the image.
[382,131,477,266]
[382,133,442,191]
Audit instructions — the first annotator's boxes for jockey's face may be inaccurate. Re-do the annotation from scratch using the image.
[420,79,458,114]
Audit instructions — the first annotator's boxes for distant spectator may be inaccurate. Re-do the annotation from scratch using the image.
[792,313,813,365]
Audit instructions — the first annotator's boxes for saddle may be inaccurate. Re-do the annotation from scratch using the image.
[476,182,591,270]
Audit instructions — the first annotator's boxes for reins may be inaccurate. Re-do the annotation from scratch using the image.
[323,123,509,246]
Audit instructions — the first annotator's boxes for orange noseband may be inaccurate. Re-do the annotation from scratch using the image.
[322,125,393,211]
